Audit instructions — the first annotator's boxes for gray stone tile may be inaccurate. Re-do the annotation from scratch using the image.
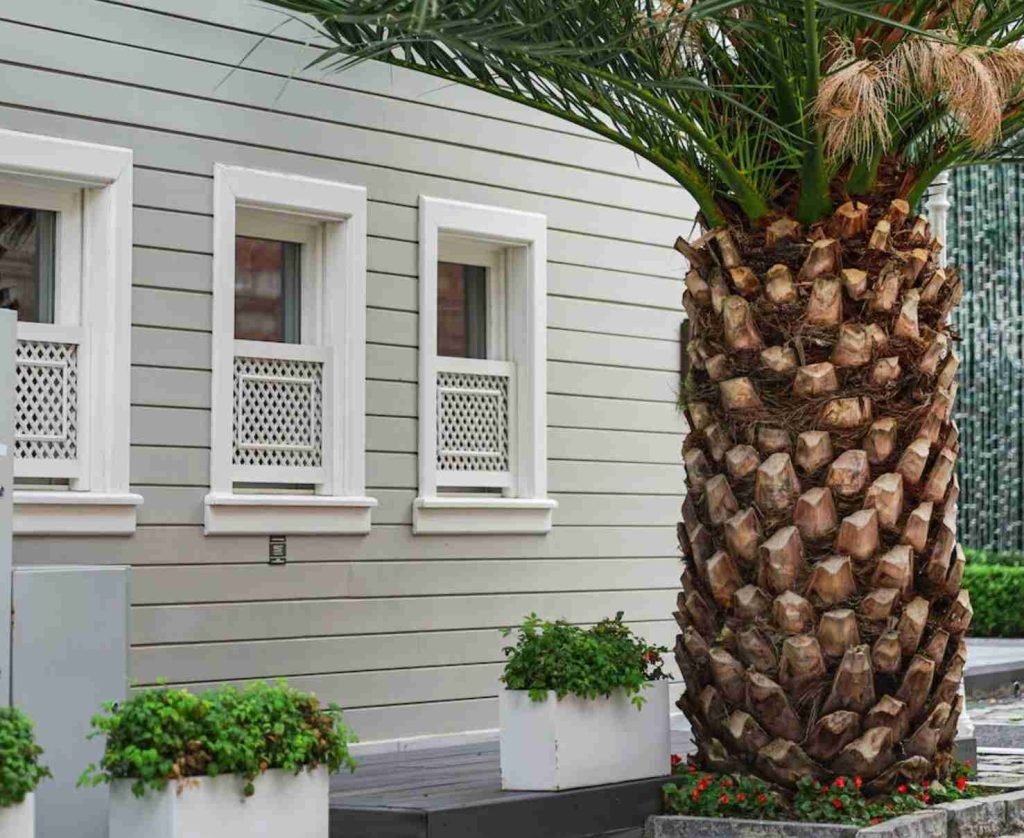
[645,816,858,837]
[855,810,946,838]
[937,798,1007,838]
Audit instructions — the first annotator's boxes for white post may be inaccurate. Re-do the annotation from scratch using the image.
[926,171,975,750]
[0,309,14,704]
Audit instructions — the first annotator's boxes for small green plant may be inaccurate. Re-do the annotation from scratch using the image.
[663,765,784,819]
[500,613,668,708]
[79,681,356,798]
[0,707,50,808]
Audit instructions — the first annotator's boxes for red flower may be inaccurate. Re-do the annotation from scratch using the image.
[688,765,697,774]
[957,777,967,791]
[721,779,733,788]
[698,780,708,791]
[821,786,830,795]
[923,793,930,803]
[854,776,863,789]
[757,794,767,805]
[923,780,930,788]
[833,777,846,789]
[832,799,843,809]
[870,818,882,825]
[671,754,682,767]
[692,789,700,802]
[719,794,730,804]
[898,784,908,795]
[736,793,746,802]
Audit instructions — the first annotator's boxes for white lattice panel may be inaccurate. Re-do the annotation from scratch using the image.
[436,369,511,474]
[233,354,323,469]
[15,338,79,462]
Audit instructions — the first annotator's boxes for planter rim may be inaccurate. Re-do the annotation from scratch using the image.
[501,680,669,699]
[110,765,325,794]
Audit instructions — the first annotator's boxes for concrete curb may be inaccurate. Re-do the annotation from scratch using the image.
[647,788,1024,838]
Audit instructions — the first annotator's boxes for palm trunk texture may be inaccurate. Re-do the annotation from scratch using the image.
[676,197,969,791]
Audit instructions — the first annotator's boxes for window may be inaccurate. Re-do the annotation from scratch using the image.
[206,165,375,535]
[0,129,139,535]
[415,196,554,535]
[0,205,56,323]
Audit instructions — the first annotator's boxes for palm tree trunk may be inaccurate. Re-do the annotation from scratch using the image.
[676,195,969,791]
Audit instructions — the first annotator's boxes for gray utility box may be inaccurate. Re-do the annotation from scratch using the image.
[12,565,129,838]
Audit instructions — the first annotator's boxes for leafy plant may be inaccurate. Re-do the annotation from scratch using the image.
[965,548,1024,567]
[0,707,50,808]
[793,775,925,825]
[78,681,356,798]
[663,766,784,819]
[963,563,1024,636]
[500,613,668,708]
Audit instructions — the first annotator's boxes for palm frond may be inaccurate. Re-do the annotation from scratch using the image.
[258,0,1024,224]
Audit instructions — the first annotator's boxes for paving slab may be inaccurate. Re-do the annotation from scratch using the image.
[855,810,946,838]
[937,797,1007,838]
[645,816,857,837]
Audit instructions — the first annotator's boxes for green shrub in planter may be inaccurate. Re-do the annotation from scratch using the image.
[500,612,669,707]
[0,707,50,807]
[964,564,1024,637]
[79,681,356,798]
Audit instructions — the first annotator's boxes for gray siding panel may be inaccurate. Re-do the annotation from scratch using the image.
[3,0,692,743]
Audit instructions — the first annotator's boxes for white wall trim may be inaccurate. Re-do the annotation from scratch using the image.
[13,492,143,535]
[207,165,371,535]
[415,196,552,535]
[0,128,136,536]
[203,492,376,536]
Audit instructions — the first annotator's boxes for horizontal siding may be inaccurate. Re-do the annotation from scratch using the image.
[4,0,692,743]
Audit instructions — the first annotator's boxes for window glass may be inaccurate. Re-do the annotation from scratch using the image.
[0,205,56,323]
[235,236,301,343]
[437,261,487,358]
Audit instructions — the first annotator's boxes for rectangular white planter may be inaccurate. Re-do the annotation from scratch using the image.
[499,681,670,790]
[109,767,328,838]
[0,793,34,838]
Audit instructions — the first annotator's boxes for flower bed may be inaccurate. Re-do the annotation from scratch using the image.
[662,758,974,828]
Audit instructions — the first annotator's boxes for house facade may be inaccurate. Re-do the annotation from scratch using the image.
[2,0,694,745]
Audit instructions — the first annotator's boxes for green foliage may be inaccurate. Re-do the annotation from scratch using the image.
[665,764,975,827]
[964,564,1024,636]
[0,707,50,808]
[78,681,356,798]
[663,768,784,820]
[500,613,668,708]
[792,776,924,825]
[965,548,1024,567]
[259,0,1024,224]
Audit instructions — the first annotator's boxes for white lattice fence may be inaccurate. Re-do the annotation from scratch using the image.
[435,357,515,488]
[231,340,327,485]
[15,324,82,479]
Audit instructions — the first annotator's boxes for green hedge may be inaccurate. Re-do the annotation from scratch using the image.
[965,548,1024,567]
[964,564,1024,637]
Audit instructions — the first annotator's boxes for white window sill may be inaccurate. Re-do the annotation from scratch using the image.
[14,491,143,535]
[204,492,378,535]
[413,496,556,535]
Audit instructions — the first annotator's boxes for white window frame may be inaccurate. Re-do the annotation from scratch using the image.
[0,128,140,535]
[206,165,375,535]
[415,196,555,535]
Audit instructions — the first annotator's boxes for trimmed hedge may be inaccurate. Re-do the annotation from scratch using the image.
[964,564,1024,637]
[965,548,1024,567]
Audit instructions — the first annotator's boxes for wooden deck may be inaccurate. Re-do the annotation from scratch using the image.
[329,730,693,838]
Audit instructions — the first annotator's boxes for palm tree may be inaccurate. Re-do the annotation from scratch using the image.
[258,0,1024,791]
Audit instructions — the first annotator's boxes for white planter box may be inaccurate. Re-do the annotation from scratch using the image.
[109,767,328,838]
[0,793,34,838]
[499,681,670,790]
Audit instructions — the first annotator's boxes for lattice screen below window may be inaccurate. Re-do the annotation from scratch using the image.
[233,354,323,469]
[436,369,510,474]
[15,338,79,462]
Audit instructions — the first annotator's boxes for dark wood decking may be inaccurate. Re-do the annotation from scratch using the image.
[329,730,693,838]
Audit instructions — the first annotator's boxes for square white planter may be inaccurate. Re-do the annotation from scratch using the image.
[0,793,34,838]
[109,767,328,838]
[499,681,670,790]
